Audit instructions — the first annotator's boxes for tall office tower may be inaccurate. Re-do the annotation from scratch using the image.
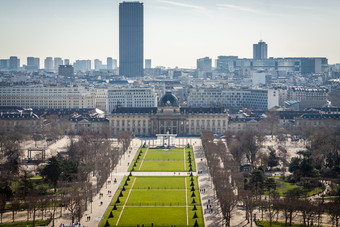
[94,59,103,70]
[33,58,40,69]
[73,60,92,72]
[26,57,40,70]
[216,56,238,73]
[197,57,212,78]
[253,40,268,59]
[107,57,113,70]
[44,57,54,71]
[0,59,9,69]
[54,57,63,70]
[119,2,144,77]
[197,57,212,72]
[9,56,20,70]
[64,59,70,65]
[112,59,117,69]
[145,59,151,69]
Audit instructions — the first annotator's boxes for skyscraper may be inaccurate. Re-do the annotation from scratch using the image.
[54,57,63,70]
[107,57,113,70]
[145,59,151,69]
[26,57,40,70]
[197,57,212,78]
[119,2,144,77]
[9,56,20,70]
[44,57,54,71]
[253,40,268,59]
[94,59,103,70]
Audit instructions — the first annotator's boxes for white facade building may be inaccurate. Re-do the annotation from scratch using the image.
[0,86,95,109]
[187,88,269,110]
[106,88,157,113]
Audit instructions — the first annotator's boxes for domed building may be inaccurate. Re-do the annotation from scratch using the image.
[109,92,229,136]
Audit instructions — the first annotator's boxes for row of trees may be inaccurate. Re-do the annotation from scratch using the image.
[201,130,243,226]
[202,128,340,227]
[0,128,132,226]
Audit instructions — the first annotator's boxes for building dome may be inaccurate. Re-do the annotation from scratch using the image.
[158,92,179,107]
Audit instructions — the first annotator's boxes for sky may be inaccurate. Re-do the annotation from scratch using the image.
[0,0,339,68]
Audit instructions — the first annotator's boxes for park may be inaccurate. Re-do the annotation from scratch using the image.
[101,144,204,227]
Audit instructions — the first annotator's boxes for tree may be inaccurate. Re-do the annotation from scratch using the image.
[17,171,33,199]
[268,148,279,170]
[247,170,265,200]
[117,131,132,152]
[264,178,277,200]
[10,196,21,223]
[0,185,13,223]
[240,190,256,226]
[41,156,61,192]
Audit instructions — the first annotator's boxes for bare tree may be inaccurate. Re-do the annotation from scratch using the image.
[117,131,132,153]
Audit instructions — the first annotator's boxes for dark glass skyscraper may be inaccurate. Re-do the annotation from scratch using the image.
[119,2,144,77]
[253,40,268,59]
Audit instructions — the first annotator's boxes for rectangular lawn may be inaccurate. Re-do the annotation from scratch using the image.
[131,146,196,172]
[103,176,204,227]
[127,190,186,206]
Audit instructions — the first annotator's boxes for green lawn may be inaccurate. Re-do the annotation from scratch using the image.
[146,152,184,160]
[127,190,186,206]
[273,178,324,196]
[131,176,185,189]
[130,146,196,172]
[102,207,204,227]
[122,177,199,190]
[103,176,204,227]
[138,161,187,172]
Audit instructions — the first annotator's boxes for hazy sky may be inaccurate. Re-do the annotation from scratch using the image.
[0,0,339,68]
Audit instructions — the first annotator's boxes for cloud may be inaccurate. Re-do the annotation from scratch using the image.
[217,3,263,14]
[157,0,211,15]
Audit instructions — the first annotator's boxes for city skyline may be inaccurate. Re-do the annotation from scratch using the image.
[0,0,339,68]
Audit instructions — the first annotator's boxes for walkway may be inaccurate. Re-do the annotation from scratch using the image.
[191,138,225,227]
[51,138,140,227]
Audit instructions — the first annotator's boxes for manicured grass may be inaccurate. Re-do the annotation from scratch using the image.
[146,152,184,160]
[131,176,186,189]
[103,176,204,227]
[138,161,187,172]
[121,177,199,190]
[127,190,186,205]
[273,178,324,196]
[0,220,51,227]
[130,146,196,172]
[275,180,301,196]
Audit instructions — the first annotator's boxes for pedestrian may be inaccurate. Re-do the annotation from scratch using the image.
[206,205,208,209]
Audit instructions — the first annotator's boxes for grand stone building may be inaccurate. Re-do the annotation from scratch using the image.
[109,92,229,136]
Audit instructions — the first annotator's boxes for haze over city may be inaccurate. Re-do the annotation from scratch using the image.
[0,0,339,68]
